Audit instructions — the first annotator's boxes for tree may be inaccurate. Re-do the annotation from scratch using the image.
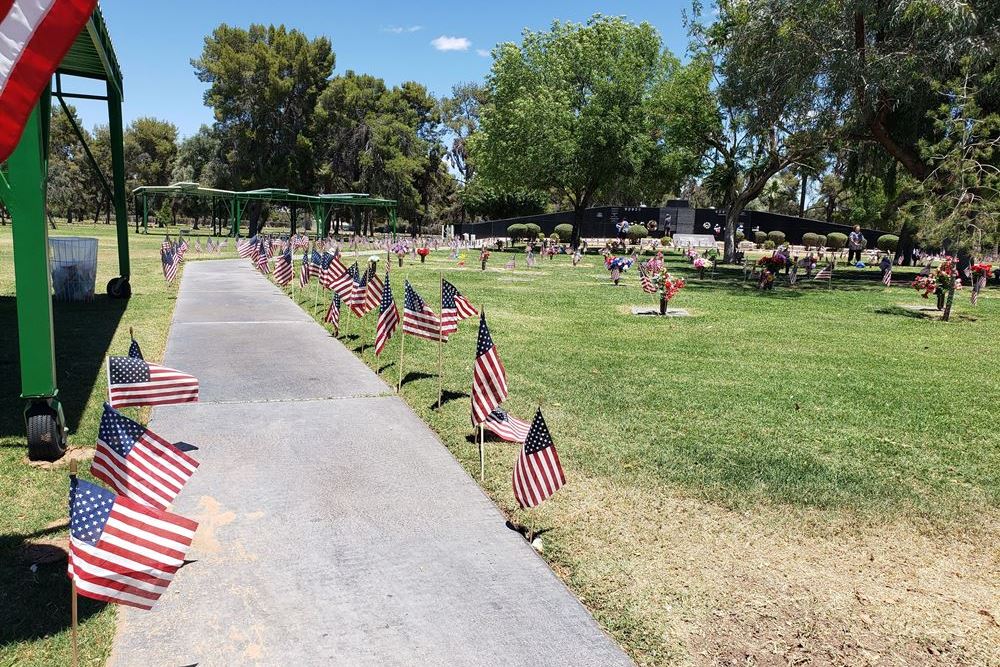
[682,2,846,262]
[124,117,178,190]
[47,106,90,225]
[439,81,486,186]
[471,14,693,246]
[193,24,334,190]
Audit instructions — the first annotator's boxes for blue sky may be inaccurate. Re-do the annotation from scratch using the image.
[72,0,693,138]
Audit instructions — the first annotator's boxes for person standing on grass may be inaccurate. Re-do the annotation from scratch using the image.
[848,225,866,263]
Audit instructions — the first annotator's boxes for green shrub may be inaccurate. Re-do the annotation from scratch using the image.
[549,233,560,242]
[877,234,899,252]
[736,231,746,243]
[661,235,672,246]
[554,223,574,242]
[816,234,827,248]
[767,230,786,245]
[827,232,848,250]
[763,240,776,250]
[525,223,542,238]
[626,224,649,241]
[802,232,820,248]
[754,231,767,246]
[507,223,527,242]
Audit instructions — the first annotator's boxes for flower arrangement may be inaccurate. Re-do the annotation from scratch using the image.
[417,247,430,263]
[757,254,786,272]
[912,257,962,303]
[605,255,635,272]
[911,275,937,299]
[658,272,686,301]
[390,240,409,255]
[971,262,993,279]
[693,257,708,269]
[479,248,490,270]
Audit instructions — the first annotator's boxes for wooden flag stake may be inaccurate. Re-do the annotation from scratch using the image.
[69,459,79,667]
[437,271,444,409]
[398,278,407,392]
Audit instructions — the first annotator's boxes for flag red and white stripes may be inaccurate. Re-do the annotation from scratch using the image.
[330,261,358,298]
[402,281,440,341]
[375,273,399,356]
[91,404,198,511]
[440,278,478,339]
[0,0,98,162]
[325,292,341,334]
[273,249,293,286]
[512,408,566,508]
[107,357,199,408]
[68,477,198,610]
[882,269,892,287]
[814,264,832,281]
[639,264,656,293]
[471,312,508,425]
[483,407,531,443]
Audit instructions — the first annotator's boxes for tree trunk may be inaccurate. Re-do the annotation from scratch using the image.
[723,207,740,263]
[798,173,808,219]
[942,283,956,322]
[894,219,917,266]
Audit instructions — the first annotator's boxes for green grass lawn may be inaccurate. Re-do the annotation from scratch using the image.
[3,227,997,666]
[287,247,1000,664]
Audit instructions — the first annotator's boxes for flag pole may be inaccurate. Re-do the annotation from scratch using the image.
[398,279,407,392]
[479,423,485,481]
[437,271,444,409]
[69,459,79,667]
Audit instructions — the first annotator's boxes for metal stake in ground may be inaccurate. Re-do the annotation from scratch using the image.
[437,271,444,409]
[69,458,79,667]
[397,277,407,393]
[479,423,485,481]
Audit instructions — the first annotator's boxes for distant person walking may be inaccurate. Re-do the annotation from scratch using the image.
[848,225,866,263]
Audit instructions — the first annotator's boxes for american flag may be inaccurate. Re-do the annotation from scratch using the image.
[402,281,440,341]
[323,253,349,291]
[91,404,199,511]
[788,264,798,285]
[484,407,530,443]
[273,248,293,286]
[471,312,508,425]
[882,268,893,287]
[638,264,656,293]
[310,249,324,280]
[298,251,312,287]
[128,336,143,360]
[814,263,832,281]
[971,274,986,305]
[177,238,188,259]
[237,237,256,259]
[440,279,478,339]
[325,292,341,334]
[512,408,566,509]
[375,273,399,356]
[68,477,198,610]
[161,237,173,253]
[107,356,199,408]
[161,248,179,283]
[331,261,359,298]
[363,266,384,315]
[348,265,370,316]
[194,239,202,253]
[255,240,269,274]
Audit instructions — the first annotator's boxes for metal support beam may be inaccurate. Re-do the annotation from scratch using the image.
[6,104,57,399]
[106,80,130,281]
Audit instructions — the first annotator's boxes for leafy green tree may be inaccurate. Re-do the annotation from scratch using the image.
[472,14,694,245]
[124,117,178,190]
[193,24,334,190]
[460,180,547,220]
[439,81,486,185]
[47,106,90,225]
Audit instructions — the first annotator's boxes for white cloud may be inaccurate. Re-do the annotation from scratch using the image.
[476,48,490,58]
[383,25,422,34]
[431,35,471,52]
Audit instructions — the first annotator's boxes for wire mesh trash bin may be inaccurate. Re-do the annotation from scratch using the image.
[49,237,98,302]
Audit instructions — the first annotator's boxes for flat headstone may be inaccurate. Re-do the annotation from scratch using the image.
[899,304,942,314]
[631,307,690,317]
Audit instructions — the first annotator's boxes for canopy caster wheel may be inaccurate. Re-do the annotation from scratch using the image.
[107,276,132,299]
[26,400,67,462]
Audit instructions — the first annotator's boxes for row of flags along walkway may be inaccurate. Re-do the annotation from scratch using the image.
[247,242,568,513]
[70,332,204,610]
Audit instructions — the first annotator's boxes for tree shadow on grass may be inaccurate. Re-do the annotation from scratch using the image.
[429,390,469,412]
[377,361,396,374]
[874,305,938,320]
[0,295,126,443]
[0,523,107,647]
[400,371,435,387]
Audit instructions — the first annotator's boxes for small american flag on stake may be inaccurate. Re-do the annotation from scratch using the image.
[512,408,566,508]
[375,273,399,356]
[403,281,440,341]
[68,477,198,610]
[273,248,293,286]
[128,335,143,360]
[325,292,341,334]
[814,263,833,281]
[91,404,199,511]
[484,407,531,443]
[322,252,348,290]
[107,356,199,408]
[971,274,986,305]
[441,279,478,339]
[331,262,359,299]
[882,268,892,287]
[298,251,312,287]
[471,311,508,425]
[639,264,656,293]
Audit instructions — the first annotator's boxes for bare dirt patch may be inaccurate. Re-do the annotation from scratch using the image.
[534,476,1000,666]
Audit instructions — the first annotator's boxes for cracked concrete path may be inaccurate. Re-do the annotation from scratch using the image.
[109,259,631,667]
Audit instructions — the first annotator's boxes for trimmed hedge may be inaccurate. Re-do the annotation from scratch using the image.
[802,232,820,249]
[827,232,848,250]
[554,223,574,242]
[627,224,649,241]
[767,230,786,245]
[754,231,767,246]
[877,234,899,252]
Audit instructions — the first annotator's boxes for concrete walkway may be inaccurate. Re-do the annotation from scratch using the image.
[109,260,631,667]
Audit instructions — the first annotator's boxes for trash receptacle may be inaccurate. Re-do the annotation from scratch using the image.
[50,237,98,302]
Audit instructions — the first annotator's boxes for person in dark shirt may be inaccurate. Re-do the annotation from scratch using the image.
[848,225,866,263]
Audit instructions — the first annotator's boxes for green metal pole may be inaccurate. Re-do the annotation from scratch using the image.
[107,80,130,279]
[142,193,148,233]
[391,207,397,242]
[6,104,58,399]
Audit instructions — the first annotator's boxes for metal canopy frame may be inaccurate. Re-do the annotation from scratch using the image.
[131,182,398,239]
[0,6,130,460]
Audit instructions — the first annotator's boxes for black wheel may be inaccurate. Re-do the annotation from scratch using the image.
[27,405,66,462]
[107,277,132,299]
